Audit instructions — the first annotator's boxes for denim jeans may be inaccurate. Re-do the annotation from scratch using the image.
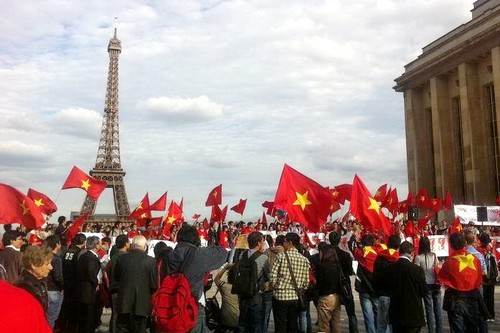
[262,291,273,333]
[47,290,64,328]
[190,304,209,333]
[423,285,442,333]
[376,296,391,333]
[447,298,482,333]
[359,292,378,333]
[343,287,359,333]
[297,298,312,333]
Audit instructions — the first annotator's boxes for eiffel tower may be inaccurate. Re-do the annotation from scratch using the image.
[80,23,131,221]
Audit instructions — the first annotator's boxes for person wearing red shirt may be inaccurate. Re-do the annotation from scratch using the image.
[127,223,140,238]
[0,280,52,333]
[241,222,254,235]
[198,226,208,243]
[219,225,230,248]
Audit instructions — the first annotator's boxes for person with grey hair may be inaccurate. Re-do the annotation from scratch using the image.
[114,235,157,333]
[76,235,102,333]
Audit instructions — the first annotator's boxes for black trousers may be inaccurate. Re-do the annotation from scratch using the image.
[483,283,495,319]
[116,313,149,333]
[392,326,421,333]
[77,301,99,333]
[272,298,299,333]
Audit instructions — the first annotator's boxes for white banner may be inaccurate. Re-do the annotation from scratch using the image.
[428,235,449,257]
[147,239,176,257]
[454,204,500,226]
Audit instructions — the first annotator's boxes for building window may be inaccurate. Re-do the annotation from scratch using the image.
[451,96,466,201]
[485,83,500,195]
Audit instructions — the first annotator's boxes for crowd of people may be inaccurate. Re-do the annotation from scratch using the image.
[0,216,498,333]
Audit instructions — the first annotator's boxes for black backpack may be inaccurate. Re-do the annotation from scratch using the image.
[231,250,262,296]
[485,252,498,282]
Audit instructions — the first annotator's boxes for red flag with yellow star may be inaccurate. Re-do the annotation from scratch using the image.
[383,188,399,215]
[449,216,463,234]
[350,175,391,235]
[273,164,332,232]
[27,188,58,215]
[230,199,247,215]
[415,188,431,209]
[0,183,45,229]
[221,205,228,222]
[374,184,388,203]
[331,183,352,205]
[262,201,275,216]
[429,197,442,213]
[205,184,222,207]
[326,187,341,215]
[443,190,453,210]
[438,249,483,291]
[65,212,89,246]
[165,201,183,226]
[129,193,151,220]
[62,166,107,201]
[354,246,379,273]
[149,192,167,211]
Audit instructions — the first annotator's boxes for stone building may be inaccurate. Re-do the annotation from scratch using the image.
[394,0,500,207]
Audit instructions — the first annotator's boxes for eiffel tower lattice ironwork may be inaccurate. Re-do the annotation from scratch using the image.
[80,25,131,221]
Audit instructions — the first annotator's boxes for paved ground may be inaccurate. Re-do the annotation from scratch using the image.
[99,279,500,333]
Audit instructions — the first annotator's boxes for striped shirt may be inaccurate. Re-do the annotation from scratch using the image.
[270,247,310,301]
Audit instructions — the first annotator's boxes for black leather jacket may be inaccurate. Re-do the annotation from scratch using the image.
[15,270,49,315]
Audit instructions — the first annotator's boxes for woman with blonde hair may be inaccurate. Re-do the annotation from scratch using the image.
[14,245,54,315]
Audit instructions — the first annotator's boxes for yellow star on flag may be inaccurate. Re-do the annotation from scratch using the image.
[332,191,339,198]
[368,197,381,214]
[293,191,312,210]
[140,213,147,218]
[81,179,91,191]
[363,246,377,257]
[136,201,143,210]
[20,200,30,215]
[167,216,176,224]
[388,248,396,256]
[34,198,44,207]
[453,254,477,272]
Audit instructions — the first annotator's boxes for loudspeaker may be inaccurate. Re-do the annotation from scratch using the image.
[477,206,488,222]
[408,206,418,221]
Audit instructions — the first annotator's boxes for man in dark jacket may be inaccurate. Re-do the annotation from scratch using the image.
[44,235,64,328]
[0,230,24,283]
[354,234,379,333]
[76,236,102,333]
[386,241,428,333]
[57,233,86,332]
[108,234,130,333]
[114,235,156,333]
[373,235,401,333]
[161,224,228,332]
[329,231,358,333]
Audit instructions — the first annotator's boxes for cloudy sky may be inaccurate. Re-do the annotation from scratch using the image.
[1,0,473,223]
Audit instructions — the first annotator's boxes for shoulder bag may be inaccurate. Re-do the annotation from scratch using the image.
[284,251,308,311]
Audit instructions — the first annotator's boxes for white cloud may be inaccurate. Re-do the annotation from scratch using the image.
[45,108,102,139]
[138,95,223,124]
